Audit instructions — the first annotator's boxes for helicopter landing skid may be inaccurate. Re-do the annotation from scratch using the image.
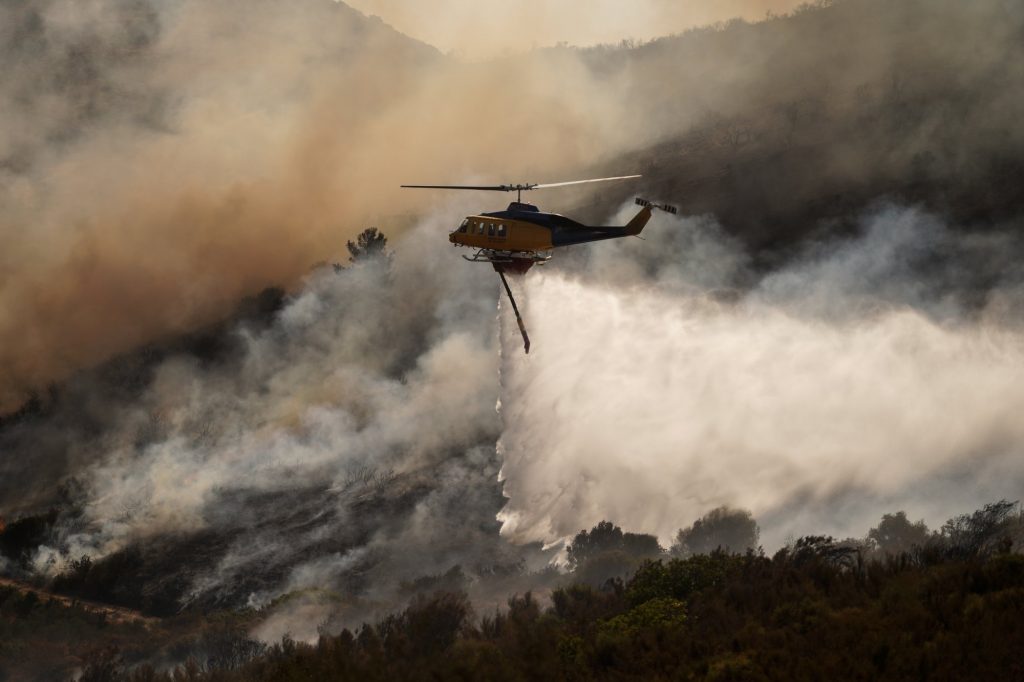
[461,249,552,266]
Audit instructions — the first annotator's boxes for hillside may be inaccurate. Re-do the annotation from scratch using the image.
[572,0,1024,255]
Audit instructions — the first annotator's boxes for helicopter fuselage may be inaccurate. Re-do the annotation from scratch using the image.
[448,201,652,253]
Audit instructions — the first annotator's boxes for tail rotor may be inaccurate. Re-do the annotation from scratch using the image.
[635,197,678,214]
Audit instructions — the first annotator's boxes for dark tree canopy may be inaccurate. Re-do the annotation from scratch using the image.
[566,521,663,573]
[672,506,760,557]
[867,511,930,555]
[346,227,389,263]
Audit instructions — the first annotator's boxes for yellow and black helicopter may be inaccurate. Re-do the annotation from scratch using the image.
[401,176,676,353]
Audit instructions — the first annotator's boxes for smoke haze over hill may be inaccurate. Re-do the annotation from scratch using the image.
[345,0,809,57]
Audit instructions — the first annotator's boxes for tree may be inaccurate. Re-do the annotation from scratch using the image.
[786,535,859,569]
[672,507,759,557]
[867,511,930,556]
[566,521,663,584]
[567,521,662,569]
[567,521,624,569]
[939,500,1019,559]
[346,227,389,263]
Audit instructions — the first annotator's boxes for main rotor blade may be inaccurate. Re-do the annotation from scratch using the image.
[400,184,527,191]
[533,174,642,189]
[400,175,641,192]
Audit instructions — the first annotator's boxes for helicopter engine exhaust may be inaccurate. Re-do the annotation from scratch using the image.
[497,262,536,352]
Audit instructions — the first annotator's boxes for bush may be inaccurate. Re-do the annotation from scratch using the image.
[626,553,745,607]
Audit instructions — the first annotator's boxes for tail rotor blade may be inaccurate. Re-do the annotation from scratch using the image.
[636,197,678,214]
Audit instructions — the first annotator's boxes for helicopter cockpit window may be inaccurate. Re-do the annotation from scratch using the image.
[497,224,507,237]
[478,223,486,235]
[458,219,468,233]
[488,223,496,237]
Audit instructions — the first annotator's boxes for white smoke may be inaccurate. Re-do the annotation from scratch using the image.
[497,203,1024,550]
[31,211,516,610]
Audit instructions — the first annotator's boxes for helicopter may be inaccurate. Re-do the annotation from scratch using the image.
[401,175,677,353]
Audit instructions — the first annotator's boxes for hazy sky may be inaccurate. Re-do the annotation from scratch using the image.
[345,0,808,56]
